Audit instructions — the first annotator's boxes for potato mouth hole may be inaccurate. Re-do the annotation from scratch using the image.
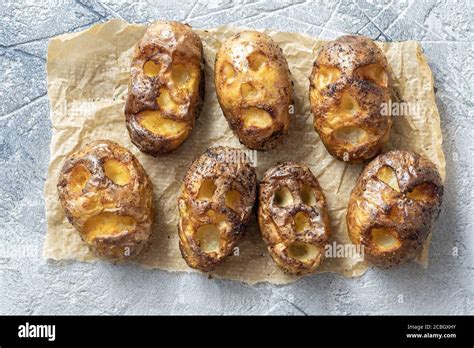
[371,227,401,252]
[138,110,187,137]
[294,211,310,233]
[287,242,319,262]
[274,187,293,207]
[197,179,217,201]
[355,63,388,87]
[333,126,367,145]
[83,213,136,242]
[300,185,316,206]
[225,189,241,210]
[241,107,272,129]
[247,52,267,71]
[103,159,131,186]
[195,224,220,253]
[143,60,162,77]
[68,165,90,193]
[407,183,436,202]
[376,166,400,192]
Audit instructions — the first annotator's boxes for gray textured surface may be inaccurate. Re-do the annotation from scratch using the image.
[0,0,472,315]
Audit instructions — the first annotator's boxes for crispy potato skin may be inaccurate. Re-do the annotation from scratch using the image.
[178,146,257,271]
[347,150,443,268]
[310,35,392,163]
[125,21,204,156]
[258,162,331,275]
[215,31,293,151]
[57,140,154,262]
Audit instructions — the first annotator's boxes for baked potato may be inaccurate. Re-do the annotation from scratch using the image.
[57,140,154,262]
[178,146,257,271]
[347,150,443,268]
[310,35,392,163]
[258,162,331,275]
[215,31,293,151]
[125,21,204,156]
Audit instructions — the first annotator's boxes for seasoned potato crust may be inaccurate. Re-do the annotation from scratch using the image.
[215,31,293,151]
[57,140,154,262]
[258,162,331,275]
[310,35,392,163]
[347,150,443,268]
[125,21,204,156]
[178,146,257,271]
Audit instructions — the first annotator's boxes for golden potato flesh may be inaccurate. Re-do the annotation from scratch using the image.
[258,162,331,275]
[125,21,204,156]
[347,150,443,268]
[215,31,293,151]
[310,35,392,163]
[57,140,154,262]
[178,147,257,271]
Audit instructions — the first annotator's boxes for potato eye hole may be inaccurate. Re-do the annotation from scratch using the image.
[195,224,220,253]
[407,183,437,202]
[333,126,368,145]
[286,242,320,262]
[103,159,131,186]
[355,63,388,87]
[376,166,400,192]
[247,52,267,71]
[171,63,193,89]
[294,211,310,233]
[83,213,136,243]
[241,107,273,129]
[225,190,241,211]
[274,187,293,207]
[314,65,341,88]
[300,185,317,206]
[197,179,217,201]
[68,165,91,193]
[143,60,162,77]
[371,227,401,252]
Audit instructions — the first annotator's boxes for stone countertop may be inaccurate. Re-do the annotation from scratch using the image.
[0,0,472,315]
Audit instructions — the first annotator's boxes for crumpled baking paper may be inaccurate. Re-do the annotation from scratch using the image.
[44,19,445,284]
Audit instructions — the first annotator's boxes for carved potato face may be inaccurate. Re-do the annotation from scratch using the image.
[347,150,443,268]
[178,146,257,271]
[215,31,293,151]
[258,162,331,275]
[310,35,392,163]
[57,140,154,262]
[125,21,204,156]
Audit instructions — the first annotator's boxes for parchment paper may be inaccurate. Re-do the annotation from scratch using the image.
[44,19,445,284]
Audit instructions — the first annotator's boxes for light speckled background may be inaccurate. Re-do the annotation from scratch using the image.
[1,0,472,315]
